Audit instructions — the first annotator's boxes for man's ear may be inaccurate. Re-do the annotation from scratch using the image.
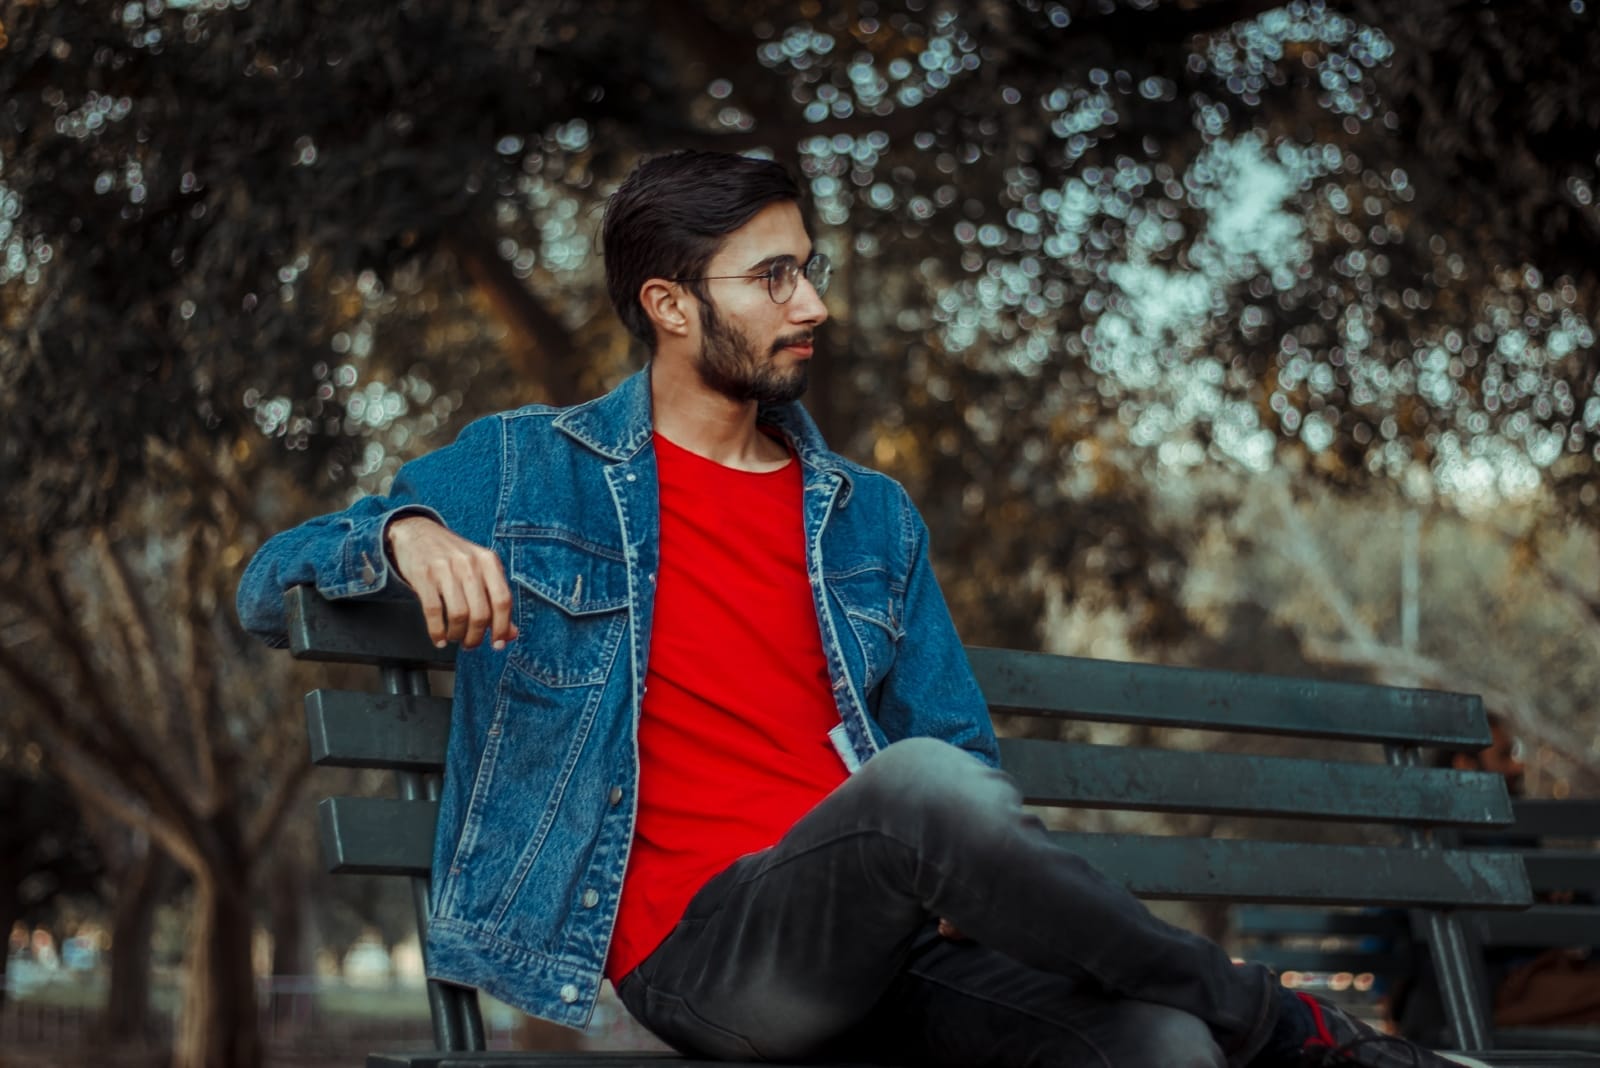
[639,279,693,340]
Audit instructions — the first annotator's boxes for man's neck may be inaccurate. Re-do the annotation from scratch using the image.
[649,357,790,472]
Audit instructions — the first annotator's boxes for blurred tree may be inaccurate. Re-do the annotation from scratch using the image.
[0,762,101,1014]
[0,462,308,1068]
[3,0,1598,1061]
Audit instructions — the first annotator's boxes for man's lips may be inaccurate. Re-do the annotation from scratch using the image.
[775,336,814,357]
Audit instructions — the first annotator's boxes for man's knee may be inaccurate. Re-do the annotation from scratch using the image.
[1106,1002,1227,1068]
[858,739,1012,811]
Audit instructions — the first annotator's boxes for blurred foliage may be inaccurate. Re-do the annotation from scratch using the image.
[3,0,1595,650]
[2,1,1598,1053]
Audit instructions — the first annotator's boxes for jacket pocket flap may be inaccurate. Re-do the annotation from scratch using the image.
[510,537,629,617]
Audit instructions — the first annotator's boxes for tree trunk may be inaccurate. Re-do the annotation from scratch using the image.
[103,846,173,1041]
[265,853,312,1038]
[0,885,19,1016]
[173,868,261,1068]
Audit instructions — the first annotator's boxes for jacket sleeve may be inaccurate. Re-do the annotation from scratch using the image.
[872,497,1001,769]
[235,414,505,647]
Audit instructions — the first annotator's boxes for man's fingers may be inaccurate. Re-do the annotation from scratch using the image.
[455,561,493,649]
[384,518,517,650]
[416,578,449,648]
[483,553,516,648]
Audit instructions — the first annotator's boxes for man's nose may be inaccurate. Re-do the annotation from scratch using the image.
[788,276,829,326]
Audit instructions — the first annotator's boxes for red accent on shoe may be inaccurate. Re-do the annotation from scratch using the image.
[1297,991,1337,1049]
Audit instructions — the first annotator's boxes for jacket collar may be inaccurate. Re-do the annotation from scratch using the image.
[554,365,853,488]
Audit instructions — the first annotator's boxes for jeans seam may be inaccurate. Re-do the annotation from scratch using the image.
[901,960,1114,1068]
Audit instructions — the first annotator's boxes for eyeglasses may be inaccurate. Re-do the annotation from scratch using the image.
[673,252,832,305]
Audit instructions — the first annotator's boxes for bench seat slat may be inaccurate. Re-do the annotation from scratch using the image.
[1518,851,1600,892]
[1466,905,1600,947]
[1498,800,1600,841]
[306,689,452,770]
[318,797,1531,910]
[1232,907,1409,939]
[999,738,1512,826]
[970,647,1490,748]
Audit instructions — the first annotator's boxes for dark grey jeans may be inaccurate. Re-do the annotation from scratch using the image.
[616,738,1277,1067]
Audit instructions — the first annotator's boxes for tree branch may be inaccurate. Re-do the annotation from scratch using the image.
[246,745,311,859]
[9,544,205,842]
[92,528,183,742]
[0,641,204,872]
[176,523,223,810]
[1261,474,1383,649]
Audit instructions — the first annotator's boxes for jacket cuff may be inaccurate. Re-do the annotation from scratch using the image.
[323,505,446,600]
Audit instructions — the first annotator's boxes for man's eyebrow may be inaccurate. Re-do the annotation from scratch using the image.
[745,249,811,272]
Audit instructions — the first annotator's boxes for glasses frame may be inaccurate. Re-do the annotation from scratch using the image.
[672,252,832,305]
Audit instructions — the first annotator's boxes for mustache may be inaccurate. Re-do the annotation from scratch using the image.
[771,331,814,354]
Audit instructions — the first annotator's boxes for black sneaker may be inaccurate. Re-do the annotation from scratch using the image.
[1291,992,1457,1066]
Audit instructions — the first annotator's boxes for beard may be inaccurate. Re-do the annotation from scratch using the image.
[694,301,810,406]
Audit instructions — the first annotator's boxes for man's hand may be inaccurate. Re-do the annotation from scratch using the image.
[386,516,519,650]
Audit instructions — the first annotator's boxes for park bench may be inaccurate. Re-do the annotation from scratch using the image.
[284,585,1593,1067]
[1235,799,1600,1053]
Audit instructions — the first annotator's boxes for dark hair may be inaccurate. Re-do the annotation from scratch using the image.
[602,151,801,349]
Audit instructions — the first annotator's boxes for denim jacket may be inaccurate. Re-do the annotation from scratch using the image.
[236,367,998,1027]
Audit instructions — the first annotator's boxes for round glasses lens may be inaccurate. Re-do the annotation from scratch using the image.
[770,261,800,304]
[805,254,832,296]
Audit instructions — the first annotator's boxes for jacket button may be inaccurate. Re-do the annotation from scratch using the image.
[608,786,624,806]
[581,889,600,909]
[559,984,579,1004]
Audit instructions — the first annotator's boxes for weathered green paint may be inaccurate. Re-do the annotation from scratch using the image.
[305,689,451,770]
[318,796,436,876]
[288,588,1565,1062]
[969,646,1491,748]
[999,738,1513,825]
[287,586,456,667]
[1046,832,1531,907]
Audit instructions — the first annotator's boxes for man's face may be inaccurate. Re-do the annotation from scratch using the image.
[691,201,828,405]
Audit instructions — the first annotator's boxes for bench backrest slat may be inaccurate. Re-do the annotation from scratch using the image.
[1000,738,1511,826]
[288,587,455,667]
[969,647,1490,748]
[1467,799,1600,841]
[287,590,1494,750]
[1050,831,1529,908]
[306,689,451,771]
[318,795,1529,909]
[318,797,436,876]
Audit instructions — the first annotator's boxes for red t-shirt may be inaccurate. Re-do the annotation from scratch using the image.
[604,431,850,981]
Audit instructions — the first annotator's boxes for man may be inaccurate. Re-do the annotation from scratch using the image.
[238,151,1456,1066]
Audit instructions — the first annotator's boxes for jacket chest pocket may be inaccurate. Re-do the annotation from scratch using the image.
[507,535,630,688]
[826,565,905,692]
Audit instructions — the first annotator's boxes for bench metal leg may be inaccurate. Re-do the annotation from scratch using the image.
[386,665,491,1053]
[1388,744,1494,1050]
